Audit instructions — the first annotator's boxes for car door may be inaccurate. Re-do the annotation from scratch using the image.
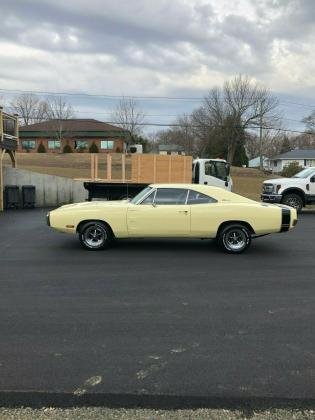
[188,189,221,237]
[127,188,190,237]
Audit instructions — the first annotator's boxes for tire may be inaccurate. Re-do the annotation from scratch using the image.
[217,224,252,254]
[281,193,303,213]
[79,221,112,250]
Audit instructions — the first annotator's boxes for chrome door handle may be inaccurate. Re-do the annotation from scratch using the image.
[178,210,188,214]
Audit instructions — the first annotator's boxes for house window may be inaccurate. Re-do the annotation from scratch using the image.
[48,140,60,150]
[75,140,88,150]
[21,140,36,150]
[274,161,277,167]
[101,140,114,150]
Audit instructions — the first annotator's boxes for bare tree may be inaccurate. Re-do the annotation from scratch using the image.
[111,98,145,144]
[154,114,196,155]
[10,93,48,126]
[195,75,280,165]
[302,111,315,133]
[44,96,75,146]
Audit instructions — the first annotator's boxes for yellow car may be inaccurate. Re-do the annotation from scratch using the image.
[46,184,298,254]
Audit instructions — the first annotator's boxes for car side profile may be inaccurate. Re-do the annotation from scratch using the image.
[46,184,298,254]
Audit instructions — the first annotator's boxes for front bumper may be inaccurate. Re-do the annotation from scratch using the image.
[261,193,282,203]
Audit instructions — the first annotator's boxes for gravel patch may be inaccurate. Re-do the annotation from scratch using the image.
[1,408,315,420]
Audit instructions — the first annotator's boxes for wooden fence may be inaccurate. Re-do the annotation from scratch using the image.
[88,154,192,184]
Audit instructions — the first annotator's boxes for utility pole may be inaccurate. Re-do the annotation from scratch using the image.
[259,99,264,171]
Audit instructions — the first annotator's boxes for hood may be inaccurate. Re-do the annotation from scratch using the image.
[263,177,305,186]
[57,200,129,210]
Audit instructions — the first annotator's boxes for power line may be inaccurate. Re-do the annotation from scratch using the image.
[0,88,203,102]
[2,87,315,110]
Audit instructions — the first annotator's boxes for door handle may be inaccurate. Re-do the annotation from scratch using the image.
[178,210,188,214]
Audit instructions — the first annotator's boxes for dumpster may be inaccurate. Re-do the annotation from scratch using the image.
[22,185,36,208]
[4,185,19,209]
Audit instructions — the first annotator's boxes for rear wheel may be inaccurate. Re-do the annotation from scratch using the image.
[217,224,251,254]
[281,193,303,213]
[79,221,112,250]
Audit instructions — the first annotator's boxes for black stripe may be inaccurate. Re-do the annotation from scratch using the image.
[281,208,291,232]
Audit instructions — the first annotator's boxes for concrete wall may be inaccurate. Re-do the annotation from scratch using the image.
[3,167,87,207]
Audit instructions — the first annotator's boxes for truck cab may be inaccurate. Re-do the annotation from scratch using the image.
[192,159,232,191]
[261,167,315,212]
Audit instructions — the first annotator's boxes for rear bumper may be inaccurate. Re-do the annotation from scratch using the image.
[261,193,282,203]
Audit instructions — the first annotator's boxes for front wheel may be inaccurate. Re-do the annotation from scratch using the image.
[217,224,252,254]
[79,221,112,250]
[281,193,303,213]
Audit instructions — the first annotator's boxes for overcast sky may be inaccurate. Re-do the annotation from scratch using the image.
[0,0,314,131]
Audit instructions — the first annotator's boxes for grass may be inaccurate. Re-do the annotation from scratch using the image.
[4,154,275,201]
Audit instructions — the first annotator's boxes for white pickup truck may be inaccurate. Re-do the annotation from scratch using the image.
[261,167,315,212]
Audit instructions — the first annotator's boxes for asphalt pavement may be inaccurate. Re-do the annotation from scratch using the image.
[0,208,314,409]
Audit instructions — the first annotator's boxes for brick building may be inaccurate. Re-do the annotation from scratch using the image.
[18,119,129,153]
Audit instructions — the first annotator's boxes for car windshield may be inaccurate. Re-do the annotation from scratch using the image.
[130,186,152,204]
[292,168,315,178]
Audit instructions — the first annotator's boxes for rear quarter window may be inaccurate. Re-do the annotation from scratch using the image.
[187,190,217,204]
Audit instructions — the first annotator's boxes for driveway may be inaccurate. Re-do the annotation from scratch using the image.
[0,209,314,408]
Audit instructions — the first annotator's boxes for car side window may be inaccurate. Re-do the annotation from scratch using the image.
[140,190,156,204]
[187,190,217,204]
[154,188,188,205]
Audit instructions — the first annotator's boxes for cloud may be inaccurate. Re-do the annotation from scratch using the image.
[0,0,314,127]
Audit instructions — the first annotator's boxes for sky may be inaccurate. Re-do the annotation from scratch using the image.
[0,0,314,133]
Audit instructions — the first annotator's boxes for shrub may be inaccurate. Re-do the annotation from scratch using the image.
[37,142,46,153]
[89,142,99,153]
[281,161,303,177]
[63,144,73,153]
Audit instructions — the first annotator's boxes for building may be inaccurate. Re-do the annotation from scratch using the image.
[248,156,271,170]
[18,119,129,153]
[0,107,19,211]
[158,144,185,155]
[270,149,315,173]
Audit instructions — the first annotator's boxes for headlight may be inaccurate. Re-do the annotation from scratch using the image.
[263,184,275,194]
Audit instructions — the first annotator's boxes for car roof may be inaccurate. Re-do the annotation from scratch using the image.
[148,184,253,203]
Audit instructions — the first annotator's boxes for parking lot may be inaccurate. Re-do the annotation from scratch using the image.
[0,209,315,408]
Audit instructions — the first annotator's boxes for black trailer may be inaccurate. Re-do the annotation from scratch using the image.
[84,182,148,201]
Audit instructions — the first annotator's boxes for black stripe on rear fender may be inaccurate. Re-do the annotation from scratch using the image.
[281,208,291,232]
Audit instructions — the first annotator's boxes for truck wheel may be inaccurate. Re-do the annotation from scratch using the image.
[79,221,112,250]
[281,194,303,213]
[217,224,251,254]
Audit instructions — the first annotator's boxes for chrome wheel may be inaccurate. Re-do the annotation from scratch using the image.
[218,224,251,253]
[79,222,111,250]
[224,229,247,251]
[84,225,106,248]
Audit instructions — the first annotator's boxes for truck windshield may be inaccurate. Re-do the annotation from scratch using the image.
[130,187,152,204]
[292,168,315,178]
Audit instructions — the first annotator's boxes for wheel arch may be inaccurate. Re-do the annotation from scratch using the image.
[76,219,115,237]
[216,220,255,237]
[281,188,306,205]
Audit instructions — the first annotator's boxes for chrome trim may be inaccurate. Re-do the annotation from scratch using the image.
[137,188,156,205]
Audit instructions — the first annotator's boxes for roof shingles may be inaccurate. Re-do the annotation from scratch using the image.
[19,119,126,133]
